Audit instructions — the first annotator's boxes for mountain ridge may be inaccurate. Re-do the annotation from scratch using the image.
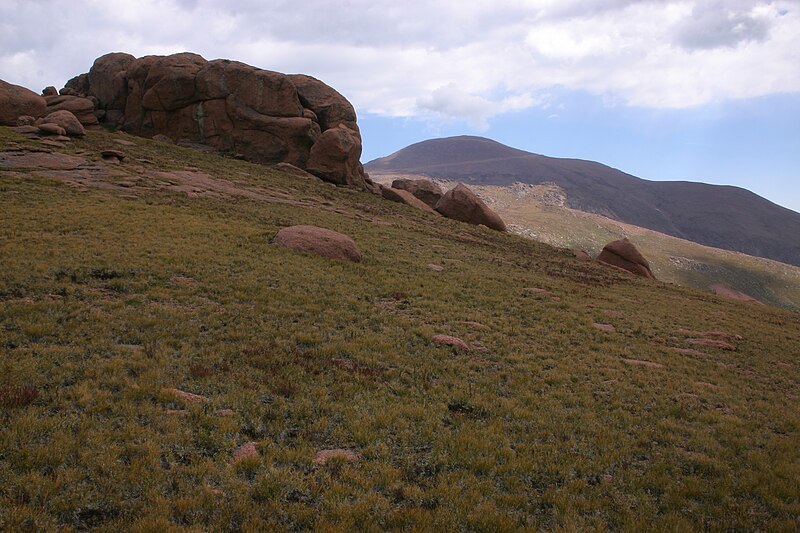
[366,136,800,266]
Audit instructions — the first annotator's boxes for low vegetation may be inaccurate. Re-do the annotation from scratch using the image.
[1,127,798,531]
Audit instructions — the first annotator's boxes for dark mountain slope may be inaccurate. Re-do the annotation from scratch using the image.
[366,136,800,265]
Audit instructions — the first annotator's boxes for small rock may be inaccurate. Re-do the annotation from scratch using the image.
[162,387,210,403]
[695,381,720,390]
[16,115,36,126]
[427,263,444,272]
[458,321,487,329]
[593,323,616,332]
[113,138,136,146]
[623,358,665,368]
[101,149,126,162]
[232,442,259,462]
[470,341,490,352]
[273,225,362,263]
[524,287,555,298]
[216,409,235,416]
[432,334,469,350]
[572,249,592,261]
[670,347,706,356]
[604,310,624,318]
[313,448,361,465]
[687,338,736,351]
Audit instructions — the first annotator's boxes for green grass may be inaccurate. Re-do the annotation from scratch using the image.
[1,127,799,531]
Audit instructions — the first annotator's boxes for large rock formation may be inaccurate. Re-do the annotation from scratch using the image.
[597,238,656,279]
[63,52,367,188]
[0,80,46,125]
[435,184,507,231]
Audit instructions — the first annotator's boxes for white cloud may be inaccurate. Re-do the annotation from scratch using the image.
[1,0,798,124]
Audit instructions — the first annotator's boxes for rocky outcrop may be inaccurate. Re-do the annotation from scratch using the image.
[435,184,506,231]
[0,80,46,125]
[391,178,443,208]
[62,52,367,188]
[273,225,362,262]
[597,238,655,279]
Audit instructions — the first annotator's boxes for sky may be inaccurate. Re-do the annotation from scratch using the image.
[2,0,799,212]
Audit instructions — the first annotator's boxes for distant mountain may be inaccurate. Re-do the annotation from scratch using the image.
[366,136,800,266]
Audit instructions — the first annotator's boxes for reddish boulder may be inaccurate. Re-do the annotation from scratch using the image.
[42,86,58,97]
[380,185,439,215]
[596,238,655,279]
[432,334,469,350]
[273,225,362,262]
[435,184,506,231]
[0,79,47,125]
[44,95,99,127]
[232,442,259,462]
[306,125,364,187]
[42,110,85,136]
[391,178,443,209]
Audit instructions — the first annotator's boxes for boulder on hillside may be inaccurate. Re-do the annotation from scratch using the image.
[435,184,507,231]
[0,80,47,125]
[596,238,655,279]
[572,249,592,261]
[62,52,368,188]
[273,225,362,262]
[42,110,85,136]
[44,95,99,128]
[391,178,443,208]
[380,185,439,215]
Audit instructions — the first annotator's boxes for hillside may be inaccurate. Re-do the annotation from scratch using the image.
[2,126,799,530]
[371,175,800,310]
[366,136,800,266]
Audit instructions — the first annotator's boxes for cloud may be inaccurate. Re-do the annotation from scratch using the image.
[1,0,798,125]
[675,1,773,50]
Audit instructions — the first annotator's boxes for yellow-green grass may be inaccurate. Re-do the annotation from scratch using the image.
[1,128,799,531]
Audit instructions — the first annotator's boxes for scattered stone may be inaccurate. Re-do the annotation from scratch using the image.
[42,110,85,136]
[101,149,126,162]
[273,225,362,262]
[670,347,706,356]
[38,123,67,136]
[687,338,736,351]
[113,138,136,146]
[381,185,440,214]
[604,310,624,318]
[458,321,487,329]
[470,341,490,352]
[572,249,592,261]
[216,409,235,416]
[313,448,361,465]
[232,442,259,462]
[427,263,444,272]
[432,334,469,350]
[709,283,763,304]
[162,387,210,403]
[391,178,444,208]
[676,329,742,341]
[776,361,791,369]
[0,79,47,125]
[524,287,556,299]
[593,323,616,332]
[597,238,655,279]
[623,358,665,368]
[435,184,506,231]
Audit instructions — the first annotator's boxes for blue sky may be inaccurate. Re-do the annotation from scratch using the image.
[2,0,798,211]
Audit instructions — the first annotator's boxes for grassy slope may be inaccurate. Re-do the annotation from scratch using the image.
[374,174,800,310]
[1,128,799,531]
